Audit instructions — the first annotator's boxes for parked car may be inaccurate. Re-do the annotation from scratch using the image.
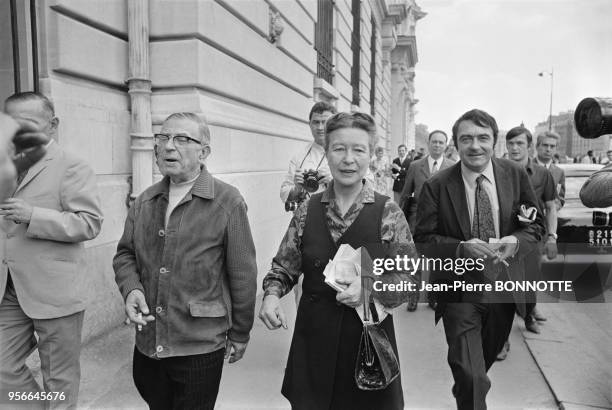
[541,163,612,302]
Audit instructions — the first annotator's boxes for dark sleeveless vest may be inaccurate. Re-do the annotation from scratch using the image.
[281,191,404,410]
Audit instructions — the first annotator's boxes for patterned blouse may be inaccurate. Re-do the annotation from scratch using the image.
[263,181,420,308]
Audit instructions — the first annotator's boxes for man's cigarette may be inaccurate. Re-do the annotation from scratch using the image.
[137,313,142,332]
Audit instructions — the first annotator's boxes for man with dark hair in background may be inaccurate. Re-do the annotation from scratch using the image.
[280,102,336,305]
[400,130,453,311]
[0,92,103,409]
[280,101,337,208]
[415,109,544,409]
[400,130,453,231]
[391,144,411,203]
[500,126,558,358]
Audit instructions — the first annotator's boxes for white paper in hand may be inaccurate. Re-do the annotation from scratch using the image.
[323,244,389,323]
[323,244,359,291]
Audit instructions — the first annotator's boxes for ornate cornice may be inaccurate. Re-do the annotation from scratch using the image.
[387,3,408,25]
[393,35,418,67]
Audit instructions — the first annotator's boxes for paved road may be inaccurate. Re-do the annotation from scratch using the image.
[76,297,559,410]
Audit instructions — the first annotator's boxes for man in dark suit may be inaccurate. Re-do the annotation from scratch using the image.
[414,109,544,409]
[400,130,453,312]
[400,130,453,231]
[391,144,410,203]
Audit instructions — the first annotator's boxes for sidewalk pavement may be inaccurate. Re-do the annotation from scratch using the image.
[521,302,612,410]
[29,298,609,409]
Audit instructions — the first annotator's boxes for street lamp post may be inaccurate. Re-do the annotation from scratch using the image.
[538,68,554,131]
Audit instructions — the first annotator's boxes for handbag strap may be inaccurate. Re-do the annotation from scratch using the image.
[361,276,380,324]
[369,301,380,323]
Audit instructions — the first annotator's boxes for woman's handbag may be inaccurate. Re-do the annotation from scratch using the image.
[354,283,400,390]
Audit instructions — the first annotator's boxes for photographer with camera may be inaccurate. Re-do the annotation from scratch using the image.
[280,102,336,212]
[279,102,336,306]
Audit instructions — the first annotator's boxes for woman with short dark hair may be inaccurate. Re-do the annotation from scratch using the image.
[259,112,418,410]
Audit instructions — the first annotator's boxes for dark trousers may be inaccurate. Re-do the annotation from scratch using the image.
[442,303,515,410]
[133,347,225,410]
[524,245,543,318]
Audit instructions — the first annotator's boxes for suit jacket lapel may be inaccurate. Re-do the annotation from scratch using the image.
[446,164,471,239]
[493,159,512,236]
[15,142,57,193]
[441,158,452,170]
[420,157,430,179]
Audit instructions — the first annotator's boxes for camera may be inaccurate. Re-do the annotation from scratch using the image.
[285,200,300,212]
[284,169,324,212]
[302,169,321,193]
[285,189,307,212]
[574,97,612,139]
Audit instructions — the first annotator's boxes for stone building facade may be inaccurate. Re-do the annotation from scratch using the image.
[0,0,423,341]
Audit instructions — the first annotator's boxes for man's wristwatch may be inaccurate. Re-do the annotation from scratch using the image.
[547,233,558,241]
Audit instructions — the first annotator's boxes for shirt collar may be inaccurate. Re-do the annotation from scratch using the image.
[461,160,495,187]
[321,179,375,204]
[146,166,215,200]
[427,155,442,169]
[535,156,551,168]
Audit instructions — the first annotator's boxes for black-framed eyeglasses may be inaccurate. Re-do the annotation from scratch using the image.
[154,133,202,147]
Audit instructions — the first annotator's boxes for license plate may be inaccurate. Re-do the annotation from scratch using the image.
[588,229,612,247]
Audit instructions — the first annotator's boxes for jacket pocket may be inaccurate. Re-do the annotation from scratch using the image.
[188,301,227,318]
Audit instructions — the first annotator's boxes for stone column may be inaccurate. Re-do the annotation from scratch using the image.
[127,0,153,199]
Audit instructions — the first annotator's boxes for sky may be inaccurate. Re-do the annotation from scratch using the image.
[414,0,612,134]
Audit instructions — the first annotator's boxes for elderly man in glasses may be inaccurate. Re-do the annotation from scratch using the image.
[113,112,257,410]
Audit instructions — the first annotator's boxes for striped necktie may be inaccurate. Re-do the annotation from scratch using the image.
[472,174,502,281]
[16,169,28,187]
[471,174,496,241]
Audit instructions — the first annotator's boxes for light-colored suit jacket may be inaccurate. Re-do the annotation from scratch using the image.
[400,156,453,228]
[0,141,103,319]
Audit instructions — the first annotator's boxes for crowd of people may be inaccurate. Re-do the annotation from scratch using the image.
[0,93,611,410]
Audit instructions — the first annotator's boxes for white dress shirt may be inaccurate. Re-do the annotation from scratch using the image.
[461,161,500,239]
[427,155,443,174]
[534,157,552,169]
